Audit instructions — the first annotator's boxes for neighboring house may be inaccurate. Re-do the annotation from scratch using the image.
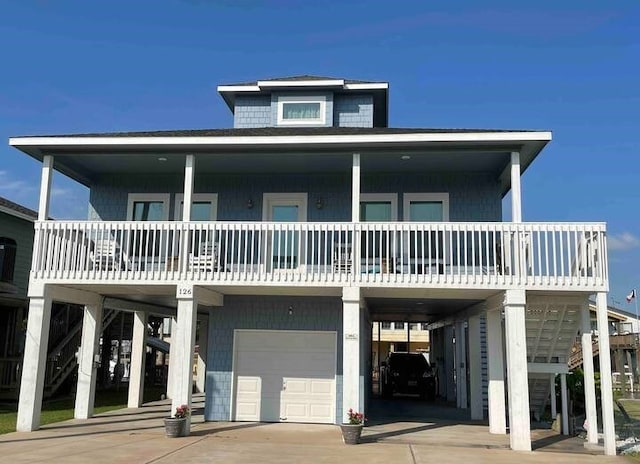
[0,196,36,398]
[0,196,100,400]
[8,75,616,455]
[371,321,430,365]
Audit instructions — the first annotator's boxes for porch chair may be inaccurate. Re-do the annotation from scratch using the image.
[188,241,221,272]
[90,238,130,271]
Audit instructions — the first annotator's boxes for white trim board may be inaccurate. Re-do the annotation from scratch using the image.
[262,193,308,222]
[10,131,553,148]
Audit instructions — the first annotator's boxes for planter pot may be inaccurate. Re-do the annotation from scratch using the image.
[340,424,363,445]
[164,417,187,438]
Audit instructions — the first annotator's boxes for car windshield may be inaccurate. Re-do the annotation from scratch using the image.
[389,354,429,370]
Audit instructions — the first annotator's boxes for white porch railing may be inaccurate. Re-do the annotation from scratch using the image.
[30,221,608,290]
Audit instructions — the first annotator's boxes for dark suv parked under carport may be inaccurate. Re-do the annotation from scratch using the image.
[381,352,436,400]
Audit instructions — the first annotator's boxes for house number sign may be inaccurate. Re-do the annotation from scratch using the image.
[176,284,193,298]
[345,333,358,340]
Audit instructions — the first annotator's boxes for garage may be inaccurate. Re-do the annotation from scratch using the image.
[232,329,337,424]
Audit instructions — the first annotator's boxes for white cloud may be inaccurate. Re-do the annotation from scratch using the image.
[609,232,640,251]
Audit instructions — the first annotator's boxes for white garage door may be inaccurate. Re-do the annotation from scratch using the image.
[233,330,336,424]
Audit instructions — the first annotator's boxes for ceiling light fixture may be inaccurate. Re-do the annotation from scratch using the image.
[158,157,167,162]
[401,155,411,160]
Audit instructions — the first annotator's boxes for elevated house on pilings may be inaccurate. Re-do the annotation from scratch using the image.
[8,75,616,455]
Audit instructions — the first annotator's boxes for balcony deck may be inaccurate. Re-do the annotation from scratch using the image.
[30,220,608,292]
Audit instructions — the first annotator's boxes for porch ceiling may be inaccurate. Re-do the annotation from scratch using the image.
[10,130,551,196]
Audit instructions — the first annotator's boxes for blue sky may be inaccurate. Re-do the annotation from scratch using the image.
[0,1,638,305]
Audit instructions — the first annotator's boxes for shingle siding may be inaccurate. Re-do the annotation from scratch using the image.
[205,295,344,423]
[89,172,501,222]
[334,94,374,128]
[233,95,272,128]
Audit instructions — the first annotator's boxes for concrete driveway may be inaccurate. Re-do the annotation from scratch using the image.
[0,395,629,463]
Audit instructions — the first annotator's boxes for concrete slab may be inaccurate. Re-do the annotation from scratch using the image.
[0,395,628,463]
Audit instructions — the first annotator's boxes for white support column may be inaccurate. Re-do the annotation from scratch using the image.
[167,316,178,399]
[196,314,209,393]
[445,325,456,403]
[17,286,52,431]
[351,153,360,222]
[504,289,531,451]
[487,309,506,434]
[342,287,362,420]
[455,321,467,409]
[596,292,616,455]
[75,299,104,419]
[510,151,522,223]
[560,373,569,435]
[172,284,198,434]
[128,311,147,408]
[182,154,195,222]
[38,155,53,221]
[468,316,483,420]
[550,376,557,419]
[581,302,598,444]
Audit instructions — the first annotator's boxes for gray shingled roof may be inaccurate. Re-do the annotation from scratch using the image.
[0,196,37,220]
[17,126,544,139]
[222,74,380,87]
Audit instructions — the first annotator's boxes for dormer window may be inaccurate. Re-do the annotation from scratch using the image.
[277,95,326,126]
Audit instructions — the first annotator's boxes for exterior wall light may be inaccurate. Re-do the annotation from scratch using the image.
[247,199,254,209]
[316,197,323,209]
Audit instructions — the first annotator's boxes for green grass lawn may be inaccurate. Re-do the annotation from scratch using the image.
[0,387,165,435]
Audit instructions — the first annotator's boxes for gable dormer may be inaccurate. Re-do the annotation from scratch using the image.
[217,75,389,129]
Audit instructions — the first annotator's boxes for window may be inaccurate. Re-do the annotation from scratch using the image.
[381,322,392,329]
[277,95,326,125]
[174,194,218,221]
[127,194,170,221]
[360,194,398,221]
[126,194,170,258]
[393,322,405,330]
[409,323,419,330]
[403,193,449,222]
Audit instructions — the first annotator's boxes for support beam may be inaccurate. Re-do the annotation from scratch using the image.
[455,321,467,409]
[351,153,360,222]
[510,151,522,223]
[527,363,569,374]
[172,287,198,435]
[17,288,52,431]
[75,301,104,419]
[487,309,506,434]
[343,287,362,420]
[182,154,195,222]
[193,287,224,307]
[196,314,209,393]
[444,325,456,403]
[550,375,557,419]
[560,373,569,435]
[581,302,598,444]
[596,292,616,456]
[128,311,147,408]
[38,155,53,221]
[468,316,483,420]
[166,316,178,399]
[504,289,531,451]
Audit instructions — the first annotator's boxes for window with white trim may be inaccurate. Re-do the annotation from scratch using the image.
[403,193,449,222]
[174,194,218,221]
[277,95,326,126]
[127,193,170,221]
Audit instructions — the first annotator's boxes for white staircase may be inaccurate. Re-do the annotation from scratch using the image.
[525,299,583,419]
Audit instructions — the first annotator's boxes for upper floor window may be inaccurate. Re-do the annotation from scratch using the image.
[403,193,449,222]
[126,194,170,221]
[277,95,326,126]
[174,194,218,221]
